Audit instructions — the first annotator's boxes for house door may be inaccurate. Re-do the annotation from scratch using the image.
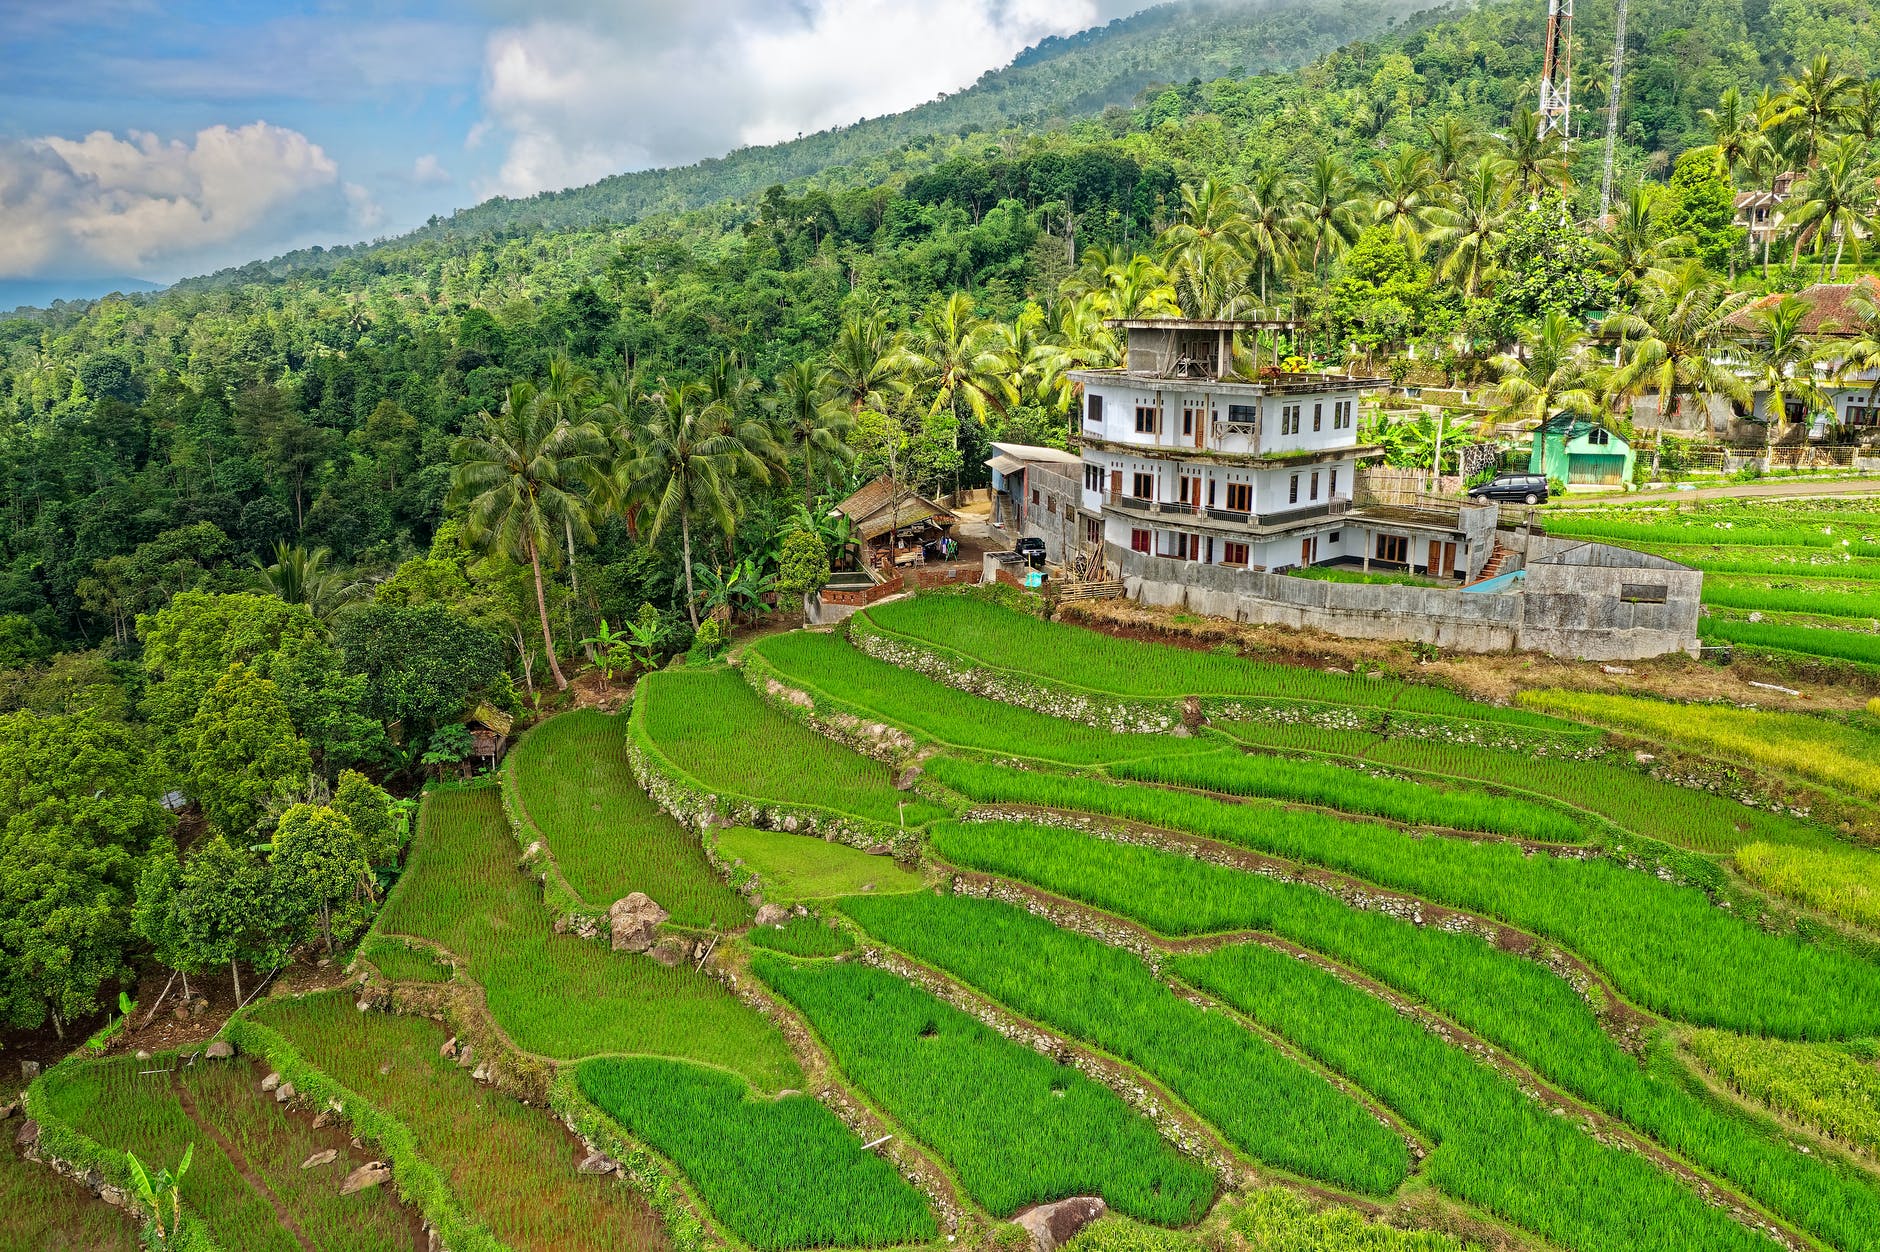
[1301,536,1318,566]
[1427,540,1444,577]
[1109,469,1122,499]
[1444,542,1456,577]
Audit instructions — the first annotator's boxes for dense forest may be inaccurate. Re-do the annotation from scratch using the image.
[5,0,1880,1040]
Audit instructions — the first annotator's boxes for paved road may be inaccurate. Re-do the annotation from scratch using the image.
[1554,477,1880,508]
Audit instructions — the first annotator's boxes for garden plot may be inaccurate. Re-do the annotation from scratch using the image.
[715,825,922,903]
[0,1144,142,1252]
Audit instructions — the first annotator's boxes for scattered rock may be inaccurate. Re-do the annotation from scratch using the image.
[861,882,875,893]
[99,1184,128,1208]
[301,1150,338,1170]
[648,936,692,967]
[1600,664,1633,675]
[356,997,373,1012]
[261,1072,282,1093]
[577,1152,619,1175]
[135,1050,152,1062]
[754,903,790,928]
[190,998,208,1017]
[1748,611,1764,623]
[1016,1197,1107,1252]
[339,1162,392,1196]
[173,1005,191,1022]
[0,1101,16,1121]
[471,1064,489,1083]
[864,843,893,857]
[317,958,331,969]
[1634,752,1655,765]
[15,1120,39,1150]
[522,841,542,861]
[439,1036,458,1059]
[572,915,602,941]
[205,1040,235,1060]
[311,1112,332,1130]
[456,1046,475,1070]
[275,1082,297,1104]
[609,893,669,953]
[893,766,922,791]
[19,1061,39,1081]
[378,1061,393,1076]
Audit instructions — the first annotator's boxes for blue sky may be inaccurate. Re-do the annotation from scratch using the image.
[2,0,1149,302]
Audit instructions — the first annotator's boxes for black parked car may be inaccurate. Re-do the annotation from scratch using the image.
[1468,473,1550,505]
[1013,536,1048,568]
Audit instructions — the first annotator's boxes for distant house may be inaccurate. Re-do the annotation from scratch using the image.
[831,476,957,569]
[1528,414,1635,486]
[984,441,1082,528]
[1727,278,1880,433]
[466,703,514,770]
[1732,172,1799,250]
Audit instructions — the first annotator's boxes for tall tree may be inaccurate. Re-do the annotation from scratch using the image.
[1764,54,1858,168]
[1297,154,1362,266]
[768,360,855,507]
[1370,147,1439,252]
[1501,105,1572,198]
[449,381,605,690]
[1606,264,1752,428]
[1487,311,1603,427]
[1426,155,1513,298]
[1783,137,1878,276]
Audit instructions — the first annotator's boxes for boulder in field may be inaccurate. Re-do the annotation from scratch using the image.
[205,1040,234,1060]
[339,1162,392,1195]
[301,1150,338,1170]
[439,1036,457,1059]
[609,893,668,953]
[753,903,790,928]
[1015,1197,1106,1252]
[261,1072,282,1093]
[578,1152,619,1175]
[274,1082,297,1104]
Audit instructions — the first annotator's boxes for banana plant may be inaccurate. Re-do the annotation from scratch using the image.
[127,1144,193,1245]
[578,618,632,690]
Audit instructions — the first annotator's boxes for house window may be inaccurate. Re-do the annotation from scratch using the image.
[1329,468,1339,496]
[1130,528,1152,553]
[1310,471,1320,501]
[1225,482,1251,512]
[1313,402,1323,432]
[1132,472,1154,500]
[1281,404,1301,435]
[1085,518,1102,543]
[1135,405,1157,434]
[1289,474,1300,504]
[1227,403,1257,426]
[1031,488,1040,506]
[1223,541,1250,566]
[1084,464,1103,492]
[1587,427,1610,446]
[1047,495,1057,515]
[1087,394,1103,426]
[1182,408,1196,436]
[1376,534,1408,564]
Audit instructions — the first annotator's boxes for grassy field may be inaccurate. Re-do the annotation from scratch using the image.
[753,954,1215,1224]
[1065,1193,1469,1252]
[0,1145,147,1252]
[1700,616,1880,666]
[250,993,670,1252]
[1175,945,1770,1252]
[1520,689,1880,800]
[32,1052,414,1252]
[375,786,800,1089]
[839,890,1410,1196]
[358,936,453,982]
[1219,720,1831,853]
[715,826,923,903]
[1685,1030,1880,1160]
[510,710,752,928]
[932,818,1880,1252]
[1704,574,1880,620]
[745,914,855,957]
[573,1056,934,1250]
[1114,748,1590,842]
[749,630,1216,766]
[635,666,948,826]
[861,597,1574,732]
[926,758,1880,1039]
[1735,840,1880,929]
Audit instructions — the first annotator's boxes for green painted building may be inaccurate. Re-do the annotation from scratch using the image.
[1528,413,1635,486]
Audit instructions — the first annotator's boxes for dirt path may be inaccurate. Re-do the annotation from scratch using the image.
[171,1072,317,1252]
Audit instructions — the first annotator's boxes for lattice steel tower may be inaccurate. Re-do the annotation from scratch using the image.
[1537,0,1574,136]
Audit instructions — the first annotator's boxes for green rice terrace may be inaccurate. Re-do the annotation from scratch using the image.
[21,592,1880,1252]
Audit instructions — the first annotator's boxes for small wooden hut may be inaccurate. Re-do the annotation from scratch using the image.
[831,476,957,571]
[466,703,515,770]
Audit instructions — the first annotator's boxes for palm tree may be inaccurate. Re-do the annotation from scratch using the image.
[450,382,606,690]
[1425,116,1479,184]
[1298,154,1362,267]
[897,291,1016,426]
[1741,130,1787,278]
[1740,294,1825,444]
[1593,184,1688,308]
[1370,147,1439,253]
[1763,54,1858,168]
[1501,105,1572,199]
[1486,311,1603,427]
[1698,86,1760,186]
[537,354,606,654]
[251,542,357,621]
[1605,264,1751,430]
[827,312,904,415]
[1426,155,1514,298]
[618,381,769,628]
[1829,283,1880,409]
[1161,179,1253,287]
[1242,165,1302,307]
[769,360,854,507]
[1782,136,1878,276]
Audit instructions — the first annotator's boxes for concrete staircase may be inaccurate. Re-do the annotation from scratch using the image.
[1465,543,1513,587]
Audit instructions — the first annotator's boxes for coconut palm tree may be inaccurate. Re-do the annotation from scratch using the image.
[1605,264,1751,430]
[769,359,854,507]
[1740,294,1827,445]
[1763,54,1858,168]
[1593,184,1689,308]
[250,542,359,621]
[896,291,1016,424]
[449,381,607,690]
[1698,87,1761,186]
[1370,147,1439,253]
[1424,116,1480,184]
[1740,129,1787,279]
[1782,136,1879,276]
[1241,165,1302,307]
[1161,179,1254,289]
[1486,311,1604,428]
[1426,155,1514,298]
[1297,154,1363,267]
[618,381,770,628]
[1501,105,1572,199]
[827,311,905,416]
[537,354,606,652]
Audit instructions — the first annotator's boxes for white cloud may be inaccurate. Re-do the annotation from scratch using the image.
[475,0,1122,199]
[412,153,453,186]
[0,122,372,281]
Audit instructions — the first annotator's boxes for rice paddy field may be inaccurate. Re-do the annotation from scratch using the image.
[33,590,1880,1252]
[0,1143,143,1252]
[509,709,752,928]
[1547,497,1880,667]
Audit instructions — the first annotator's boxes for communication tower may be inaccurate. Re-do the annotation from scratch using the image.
[1537,0,1574,136]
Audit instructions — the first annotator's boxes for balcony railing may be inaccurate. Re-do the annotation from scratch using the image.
[1105,493,1349,529]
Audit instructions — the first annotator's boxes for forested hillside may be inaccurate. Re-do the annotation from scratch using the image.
[4,0,1880,1037]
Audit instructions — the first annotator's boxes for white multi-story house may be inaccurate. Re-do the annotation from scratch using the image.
[1064,317,1487,580]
